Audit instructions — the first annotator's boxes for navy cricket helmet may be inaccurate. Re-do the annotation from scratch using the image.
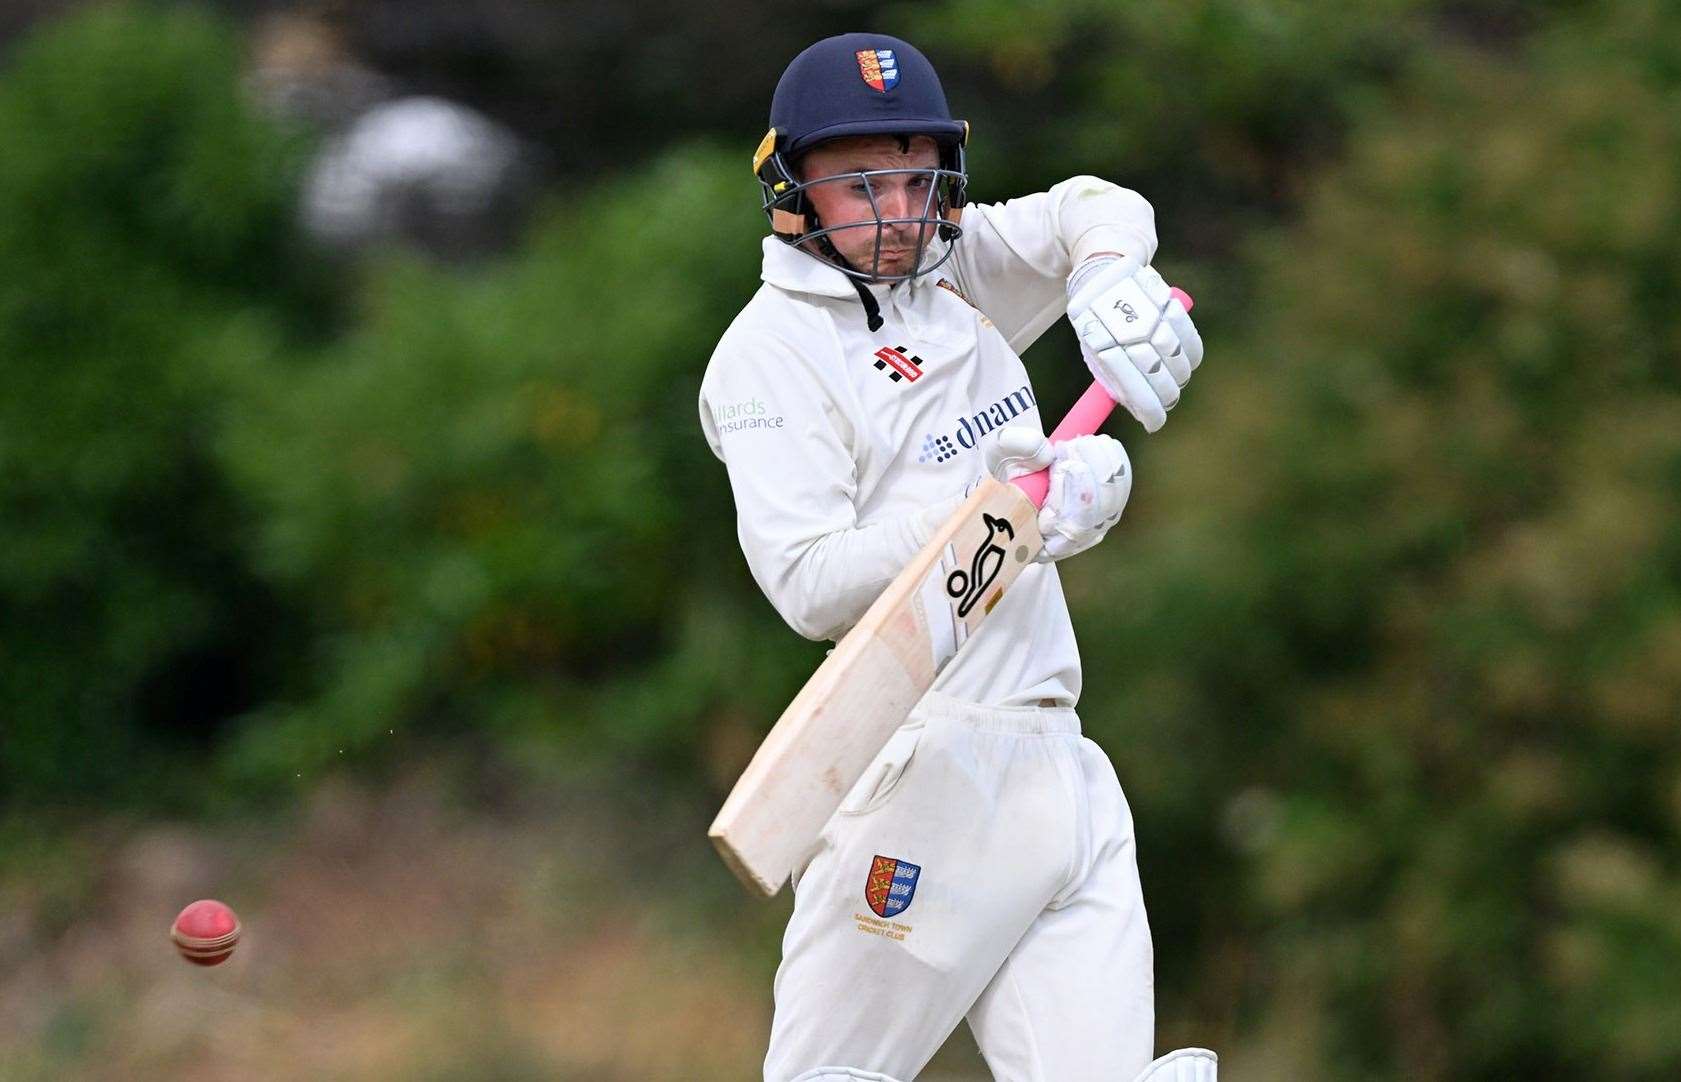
[754,33,970,283]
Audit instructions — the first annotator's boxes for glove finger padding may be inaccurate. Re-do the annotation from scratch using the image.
[1124,342,1181,411]
[1037,434,1132,562]
[1165,295,1203,372]
[1150,320,1192,386]
[1082,341,1165,433]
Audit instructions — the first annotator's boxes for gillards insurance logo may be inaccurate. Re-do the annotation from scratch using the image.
[916,384,1038,465]
[710,396,784,436]
[855,49,899,92]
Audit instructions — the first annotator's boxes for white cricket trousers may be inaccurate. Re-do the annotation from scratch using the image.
[763,691,1154,1082]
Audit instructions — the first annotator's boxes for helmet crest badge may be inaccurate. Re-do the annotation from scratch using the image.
[855,48,899,92]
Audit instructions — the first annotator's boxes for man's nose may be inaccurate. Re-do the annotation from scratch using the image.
[876,183,917,221]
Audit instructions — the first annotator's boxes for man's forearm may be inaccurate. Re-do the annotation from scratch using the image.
[766,490,967,642]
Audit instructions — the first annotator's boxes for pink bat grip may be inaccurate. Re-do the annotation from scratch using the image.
[1011,287,1194,509]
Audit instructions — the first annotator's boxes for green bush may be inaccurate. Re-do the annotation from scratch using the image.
[215,146,817,795]
[1069,3,1681,1076]
[0,3,323,806]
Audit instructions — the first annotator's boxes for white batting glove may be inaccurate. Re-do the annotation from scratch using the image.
[983,427,1131,562]
[981,424,1055,483]
[1038,433,1131,561]
[1066,256,1203,433]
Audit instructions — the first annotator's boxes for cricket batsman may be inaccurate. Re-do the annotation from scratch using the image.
[699,33,1214,1082]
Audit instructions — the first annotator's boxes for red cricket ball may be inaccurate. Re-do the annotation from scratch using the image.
[170,899,241,966]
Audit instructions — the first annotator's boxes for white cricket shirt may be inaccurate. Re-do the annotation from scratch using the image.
[699,176,1156,707]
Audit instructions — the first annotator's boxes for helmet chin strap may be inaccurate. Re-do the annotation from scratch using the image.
[812,228,853,273]
[807,216,886,332]
[808,207,868,275]
[848,276,885,332]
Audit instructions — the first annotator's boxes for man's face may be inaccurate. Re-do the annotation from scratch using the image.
[797,135,942,278]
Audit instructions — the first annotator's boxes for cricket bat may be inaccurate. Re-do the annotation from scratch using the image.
[710,289,1194,897]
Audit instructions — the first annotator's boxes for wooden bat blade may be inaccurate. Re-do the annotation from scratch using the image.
[708,477,1043,896]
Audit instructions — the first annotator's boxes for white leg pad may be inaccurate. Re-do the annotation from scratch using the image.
[788,1069,904,1082]
[1130,1047,1218,1082]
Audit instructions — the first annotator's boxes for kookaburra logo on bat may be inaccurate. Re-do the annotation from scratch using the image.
[946,513,1015,617]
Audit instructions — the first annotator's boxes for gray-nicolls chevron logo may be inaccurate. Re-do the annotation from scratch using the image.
[872,345,924,383]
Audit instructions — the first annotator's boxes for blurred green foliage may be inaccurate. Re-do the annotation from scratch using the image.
[0,3,326,806]
[1069,1,1681,1075]
[214,148,818,794]
[3,0,1680,1077]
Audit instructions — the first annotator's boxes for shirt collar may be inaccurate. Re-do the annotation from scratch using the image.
[759,236,949,301]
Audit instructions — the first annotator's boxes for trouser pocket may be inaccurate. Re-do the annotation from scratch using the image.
[837,720,926,817]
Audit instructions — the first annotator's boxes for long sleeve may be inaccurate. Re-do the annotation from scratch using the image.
[946,175,1158,355]
[700,330,965,642]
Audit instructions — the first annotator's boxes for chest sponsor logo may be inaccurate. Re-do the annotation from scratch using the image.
[710,396,785,436]
[871,345,924,383]
[915,384,1038,464]
[864,854,920,918]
